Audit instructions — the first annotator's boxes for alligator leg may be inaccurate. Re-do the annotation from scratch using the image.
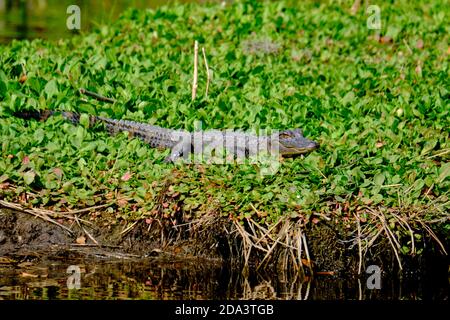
[164,149,182,163]
[164,141,192,163]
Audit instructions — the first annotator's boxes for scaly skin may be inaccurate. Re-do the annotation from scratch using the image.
[15,110,319,162]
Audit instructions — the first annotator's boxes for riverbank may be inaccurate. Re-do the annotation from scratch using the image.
[0,0,449,273]
[1,203,447,275]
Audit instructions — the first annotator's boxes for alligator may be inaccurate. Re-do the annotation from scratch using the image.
[15,110,319,162]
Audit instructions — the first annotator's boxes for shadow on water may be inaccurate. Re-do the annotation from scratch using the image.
[0,0,197,43]
[0,256,448,300]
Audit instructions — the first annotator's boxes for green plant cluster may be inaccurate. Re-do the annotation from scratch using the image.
[0,1,448,235]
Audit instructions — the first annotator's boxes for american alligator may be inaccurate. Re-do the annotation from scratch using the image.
[15,110,319,162]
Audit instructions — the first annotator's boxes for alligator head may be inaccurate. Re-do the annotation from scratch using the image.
[275,129,319,156]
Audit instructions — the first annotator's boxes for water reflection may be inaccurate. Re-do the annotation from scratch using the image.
[0,257,447,300]
[0,0,194,43]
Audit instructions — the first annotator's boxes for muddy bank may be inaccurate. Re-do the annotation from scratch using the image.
[1,207,447,275]
[0,208,197,262]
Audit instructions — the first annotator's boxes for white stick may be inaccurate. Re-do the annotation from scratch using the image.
[350,0,361,15]
[202,47,210,98]
[192,40,199,100]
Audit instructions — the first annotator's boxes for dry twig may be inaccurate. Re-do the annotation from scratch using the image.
[79,88,116,104]
[201,47,211,98]
[192,40,199,100]
[354,213,363,274]
[350,0,361,15]
[0,200,73,234]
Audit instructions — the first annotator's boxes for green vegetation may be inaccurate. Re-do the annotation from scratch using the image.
[0,0,448,259]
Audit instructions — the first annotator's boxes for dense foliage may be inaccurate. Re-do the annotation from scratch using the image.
[0,1,448,244]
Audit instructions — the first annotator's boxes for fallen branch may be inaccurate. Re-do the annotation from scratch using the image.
[69,247,140,259]
[0,199,73,235]
[0,200,112,238]
[70,243,122,248]
[79,88,116,104]
[66,203,112,214]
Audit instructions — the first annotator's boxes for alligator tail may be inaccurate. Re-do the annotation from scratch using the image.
[13,110,90,125]
[14,110,54,121]
[14,110,150,136]
[14,110,175,149]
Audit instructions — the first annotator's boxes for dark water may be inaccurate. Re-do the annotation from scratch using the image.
[0,0,196,43]
[0,256,448,300]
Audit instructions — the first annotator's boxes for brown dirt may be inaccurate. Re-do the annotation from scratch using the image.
[0,208,447,274]
[0,207,225,263]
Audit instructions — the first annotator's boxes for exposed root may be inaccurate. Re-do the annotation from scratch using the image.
[74,215,99,245]
[301,233,312,271]
[232,216,313,273]
[1,189,447,274]
[367,208,402,269]
[354,212,363,274]
[66,203,112,214]
[391,212,415,255]
[418,220,447,255]
[229,199,447,273]
[354,202,448,270]
[120,221,139,237]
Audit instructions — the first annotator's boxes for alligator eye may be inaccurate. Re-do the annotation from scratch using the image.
[279,133,291,139]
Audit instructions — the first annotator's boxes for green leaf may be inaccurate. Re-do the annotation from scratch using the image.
[421,140,437,155]
[23,171,36,185]
[341,91,355,106]
[400,246,410,254]
[34,128,45,144]
[374,173,385,186]
[437,162,450,183]
[413,179,425,192]
[0,78,7,98]
[44,80,59,98]
[79,113,90,128]
[372,193,383,204]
